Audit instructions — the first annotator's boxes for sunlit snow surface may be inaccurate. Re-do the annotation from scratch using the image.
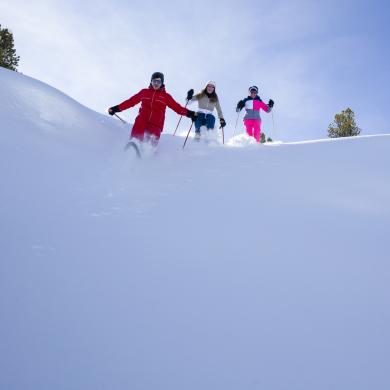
[1,67,390,390]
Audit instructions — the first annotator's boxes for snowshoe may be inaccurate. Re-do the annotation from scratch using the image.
[124,140,141,159]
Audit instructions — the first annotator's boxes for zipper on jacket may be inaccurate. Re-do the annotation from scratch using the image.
[148,90,157,123]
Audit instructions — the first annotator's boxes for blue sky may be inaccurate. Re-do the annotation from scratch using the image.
[1,0,389,141]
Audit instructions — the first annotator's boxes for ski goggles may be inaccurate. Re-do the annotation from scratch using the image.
[249,88,258,93]
[151,78,163,86]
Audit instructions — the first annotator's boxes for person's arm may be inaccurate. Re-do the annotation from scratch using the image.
[259,99,273,113]
[236,98,245,112]
[187,92,200,105]
[215,99,224,119]
[186,89,194,102]
[187,98,196,106]
[117,90,143,111]
[215,100,226,127]
[166,93,190,116]
[165,92,197,121]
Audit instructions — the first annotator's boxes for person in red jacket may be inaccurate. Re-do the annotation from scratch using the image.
[108,72,196,145]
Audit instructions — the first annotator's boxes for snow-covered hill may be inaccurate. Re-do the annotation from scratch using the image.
[1,67,390,390]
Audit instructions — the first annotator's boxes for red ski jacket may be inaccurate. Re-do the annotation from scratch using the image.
[118,85,188,134]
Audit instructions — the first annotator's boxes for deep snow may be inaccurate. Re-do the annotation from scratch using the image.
[1,67,390,390]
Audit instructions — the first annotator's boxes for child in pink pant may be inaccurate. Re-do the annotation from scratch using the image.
[236,86,274,142]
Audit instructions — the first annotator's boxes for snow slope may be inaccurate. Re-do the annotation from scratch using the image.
[1,67,390,390]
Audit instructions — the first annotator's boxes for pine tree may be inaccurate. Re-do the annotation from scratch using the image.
[0,24,20,71]
[328,108,361,138]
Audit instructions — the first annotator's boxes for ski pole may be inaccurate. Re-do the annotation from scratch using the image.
[271,110,278,141]
[232,111,240,139]
[182,122,194,149]
[173,101,189,136]
[272,111,275,132]
[114,113,127,124]
[220,125,225,144]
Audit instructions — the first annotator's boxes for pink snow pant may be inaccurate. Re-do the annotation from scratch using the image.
[244,119,261,142]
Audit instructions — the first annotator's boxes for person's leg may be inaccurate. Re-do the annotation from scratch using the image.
[253,120,261,142]
[130,116,147,141]
[195,113,206,133]
[145,124,162,146]
[205,114,216,130]
[244,119,254,137]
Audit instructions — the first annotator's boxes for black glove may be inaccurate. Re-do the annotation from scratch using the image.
[186,110,197,122]
[268,99,274,108]
[236,100,245,112]
[186,89,194,101]
[220,118,226,128]
[108,105,120,115]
